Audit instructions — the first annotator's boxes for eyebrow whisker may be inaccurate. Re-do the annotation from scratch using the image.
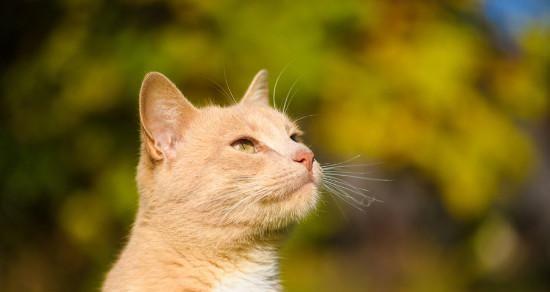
[273,63,291,110]
[223,68,237,104]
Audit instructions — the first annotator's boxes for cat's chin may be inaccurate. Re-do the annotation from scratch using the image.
[291,173,320,200]
[254,185,318,233]
[292,181,315,198]
[277,181,318,215]
[263,179,315,203]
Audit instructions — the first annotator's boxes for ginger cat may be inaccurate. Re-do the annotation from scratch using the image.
[103,70,321,291]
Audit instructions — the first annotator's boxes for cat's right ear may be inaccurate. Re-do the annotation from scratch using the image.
[240,69,270,107]
[139,72,199,161]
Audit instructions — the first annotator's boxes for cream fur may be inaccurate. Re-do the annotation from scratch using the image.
[102,70,320,291]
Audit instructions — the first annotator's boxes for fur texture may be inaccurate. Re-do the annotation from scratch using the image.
[103,70,321,291]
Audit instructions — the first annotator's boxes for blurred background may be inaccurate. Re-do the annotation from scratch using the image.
[1,0,549,291]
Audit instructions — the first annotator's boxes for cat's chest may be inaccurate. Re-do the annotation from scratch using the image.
[212,259,280,292]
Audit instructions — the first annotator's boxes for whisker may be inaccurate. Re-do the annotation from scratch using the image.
[293,114,317,124]
[324,173,392,182]
[223,68,237,103]
[324,181,380,208]
[322,182,366,211]
[321,163,383,171]
[283,91,298,114]
[322,170,375,175]
[320,188,347,217]
[323,178,369,198]
[284,91,298,114]
[323,180,374,205]
[320,155,361,168]
[319,154,387,210]
[221,188,272,223]
[273,63,291,110]
[324,173,385,202]
[282,76,301,114]
[207,78,234,103]
[323,179,382,206]
[323,176,372,194]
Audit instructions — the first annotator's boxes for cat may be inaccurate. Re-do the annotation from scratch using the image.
[102,70,321,291]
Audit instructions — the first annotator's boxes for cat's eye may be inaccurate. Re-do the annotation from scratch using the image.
[231,138,256,153]
[290,133,301,142]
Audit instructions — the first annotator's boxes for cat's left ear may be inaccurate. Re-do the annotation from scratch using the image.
[240,69,269,106]
[139,72,199,161]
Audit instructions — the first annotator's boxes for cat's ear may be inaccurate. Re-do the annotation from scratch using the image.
[139,72,199,161]
[240,69,269,106]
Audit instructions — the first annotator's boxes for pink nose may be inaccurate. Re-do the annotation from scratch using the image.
[293,149,314,171]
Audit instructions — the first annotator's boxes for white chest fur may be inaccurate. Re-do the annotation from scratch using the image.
[212,258,280,292]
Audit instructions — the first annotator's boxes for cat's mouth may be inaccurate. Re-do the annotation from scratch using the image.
[261,177,316,204]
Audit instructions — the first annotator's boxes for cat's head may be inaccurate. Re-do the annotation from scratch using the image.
[136,70,320,242]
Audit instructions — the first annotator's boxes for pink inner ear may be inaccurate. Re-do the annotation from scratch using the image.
[144,105,179,160]
[154,129,179,160]
[146,103,189,160]
[139,72,199,160]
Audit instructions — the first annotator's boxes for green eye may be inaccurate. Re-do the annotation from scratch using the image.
[231,138,256,153]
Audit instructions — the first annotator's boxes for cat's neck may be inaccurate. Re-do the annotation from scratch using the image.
[104,217,281,291]
[211,246,281,292]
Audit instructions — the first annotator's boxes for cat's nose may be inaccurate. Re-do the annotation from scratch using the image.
[293,149,314,171]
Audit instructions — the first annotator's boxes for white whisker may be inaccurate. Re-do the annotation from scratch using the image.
[322,170,375,175]
[321,163,383,171]
[273,63,291,110]
[320,155,361,167]
[319,155,387,210]
[223,68,237,104]
[323,179,382,206]
[208,78,234,103]
[293,114,317,124]
[322,182,366,211]
[323,176,372,195]
[282,76,301,114]
[324,173,392,182]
